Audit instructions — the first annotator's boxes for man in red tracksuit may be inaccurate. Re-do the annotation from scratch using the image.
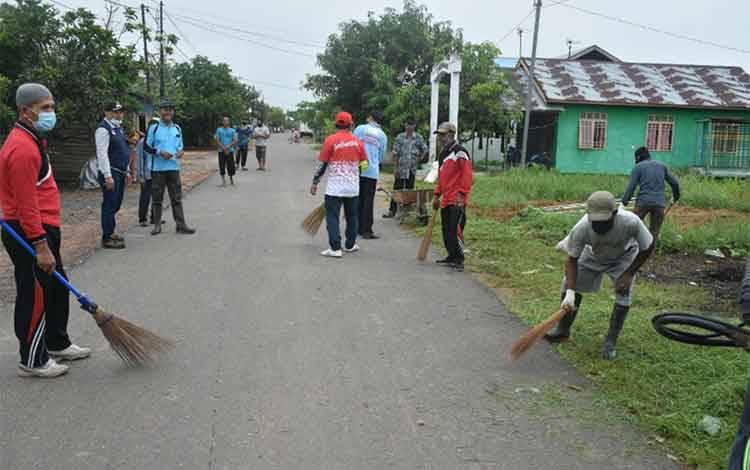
[0,83,90,378]
[432,122,473,272]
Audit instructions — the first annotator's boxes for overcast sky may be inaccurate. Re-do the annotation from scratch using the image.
[67,0,750,111]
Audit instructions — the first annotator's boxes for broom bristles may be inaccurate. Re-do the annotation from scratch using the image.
[417,208,438,261]
[94,308,174,367]
[510,307,570,361]
[301,204,326,236]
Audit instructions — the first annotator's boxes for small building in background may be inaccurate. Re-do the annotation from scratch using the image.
[508,45,750,176]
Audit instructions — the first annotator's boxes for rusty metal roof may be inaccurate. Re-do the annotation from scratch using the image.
[521,58,750,110]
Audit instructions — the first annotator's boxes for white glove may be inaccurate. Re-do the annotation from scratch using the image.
[561,289,577,311]
[555,236,570,253]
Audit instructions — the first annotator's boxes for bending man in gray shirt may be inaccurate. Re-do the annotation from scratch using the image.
[622,147,680,239]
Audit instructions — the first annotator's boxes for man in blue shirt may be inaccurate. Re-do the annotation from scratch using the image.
[353,110,388,239]
[235,121,252,171]
[215,116,237,186]
[144,99,196,236]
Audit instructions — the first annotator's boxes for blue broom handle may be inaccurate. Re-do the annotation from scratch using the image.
[0,220,96,313]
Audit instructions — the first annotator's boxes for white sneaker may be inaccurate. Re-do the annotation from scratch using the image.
[18,359,69,378]
[320,249,343,258]
[343,244,360,253]
[49,344,92,361]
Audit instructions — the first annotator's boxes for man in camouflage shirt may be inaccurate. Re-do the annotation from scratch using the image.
[383,116,428,218]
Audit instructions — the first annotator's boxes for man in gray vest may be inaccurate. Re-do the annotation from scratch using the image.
[95,101,132,249]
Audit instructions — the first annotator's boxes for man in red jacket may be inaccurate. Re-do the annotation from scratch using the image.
[432,122,473,272]
[0,83,90,378]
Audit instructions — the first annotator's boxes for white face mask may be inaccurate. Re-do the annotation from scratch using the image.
[111,118,122,127]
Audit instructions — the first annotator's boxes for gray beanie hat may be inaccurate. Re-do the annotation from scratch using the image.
[16,83,52,109]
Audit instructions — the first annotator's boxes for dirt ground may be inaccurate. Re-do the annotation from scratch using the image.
[0,151,215,310]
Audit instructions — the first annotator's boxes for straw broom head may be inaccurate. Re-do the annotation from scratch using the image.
[417,208,439,261]
[510,307,571,361]
[93,308,174,367]
[301,204,326,236]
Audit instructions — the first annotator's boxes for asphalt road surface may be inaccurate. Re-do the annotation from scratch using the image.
[0,136,678,469]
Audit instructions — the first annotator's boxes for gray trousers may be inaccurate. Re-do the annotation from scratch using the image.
[151,170,187,228]
[561,246,638,307]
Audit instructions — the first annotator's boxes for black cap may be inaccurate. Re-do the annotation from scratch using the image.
[369,110,384,124]
[404,116,416,126]
[105,101,124,112]
[158,98,175,109]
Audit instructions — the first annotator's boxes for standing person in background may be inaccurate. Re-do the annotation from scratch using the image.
[136,127,160,227]
[95,101,131,250]
[354,110,387,239]
[432,122,473,272]
[622,147,681,240]
[144,99,196,236]
[236,121,252,171]
[0,83,91,378]
[214,116,237,186]
[310,112,368,258]
[384,116,427,219]
[253,120,271,171]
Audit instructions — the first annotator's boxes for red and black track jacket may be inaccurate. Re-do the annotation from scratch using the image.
[435,141,473,208]
[0,122,61,242]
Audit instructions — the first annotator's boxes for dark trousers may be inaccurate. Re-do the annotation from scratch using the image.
[98,171,126,241]
[237,146,248,167]
[633,205,666,239]
[218,151,236,177]
[441,205,467,263]
[138,179,153,224]
[358,177,377,235]
[325,195,359,251]
[2,223,71,367]
[256,146,267,166]
[729,388,750,469]
[151,171,187,228]
[388,173,416,215]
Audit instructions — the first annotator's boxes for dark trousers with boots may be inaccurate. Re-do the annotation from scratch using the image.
[151,170,188,228]
[218,151,236,177]
[138,179,153,224]
[441,205,467,264]
[388,173,416,215]
[237,146,248,168]
[633,205,666,239]
[358,177,377,235]
[2,223,71,368]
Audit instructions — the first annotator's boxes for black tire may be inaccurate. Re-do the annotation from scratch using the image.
[652,312,747,348]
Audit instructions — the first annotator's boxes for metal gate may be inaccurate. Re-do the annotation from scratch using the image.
[698,120,750,173]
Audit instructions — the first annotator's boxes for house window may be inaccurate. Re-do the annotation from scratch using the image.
[646,115,674,152]
[579,112,607,149]
[712,121,741,155]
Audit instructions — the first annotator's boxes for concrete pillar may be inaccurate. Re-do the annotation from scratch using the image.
[429,81,440,162]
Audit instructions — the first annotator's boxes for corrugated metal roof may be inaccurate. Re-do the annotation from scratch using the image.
[523,58,750,109]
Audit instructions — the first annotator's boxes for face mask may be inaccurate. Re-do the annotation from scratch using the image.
[111,119,122,127]
[34,111,57,133]
[591,219,615,235]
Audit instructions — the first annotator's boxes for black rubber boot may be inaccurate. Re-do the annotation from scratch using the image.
[545,294,582,343]
[602,304,630,360]
[151,205,163,236]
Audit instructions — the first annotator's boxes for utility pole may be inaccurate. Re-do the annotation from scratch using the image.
[159,0,165,100]
[140,4,151,96]
[517,28,524,58]
[520,0,542,168]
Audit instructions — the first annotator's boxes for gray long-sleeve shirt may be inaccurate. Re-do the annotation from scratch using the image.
[622,158,681,208]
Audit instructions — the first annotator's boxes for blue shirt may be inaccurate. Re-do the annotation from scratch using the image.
[215,127,237,152]
[236,126,252,147]
[146,120,184,172]
[353,122,387,180]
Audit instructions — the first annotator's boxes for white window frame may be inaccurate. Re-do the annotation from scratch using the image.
[578,112,607,150]
[712,121,741,155]
[645,115,674,152]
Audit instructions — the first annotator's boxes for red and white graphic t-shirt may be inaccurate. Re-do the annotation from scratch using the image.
[319,130,368,197]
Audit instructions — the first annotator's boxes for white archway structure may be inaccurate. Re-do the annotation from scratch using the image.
[429,53,462,162]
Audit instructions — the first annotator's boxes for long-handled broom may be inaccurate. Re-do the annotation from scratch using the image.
[1,221,173,367]
[301,203,326,236]
[510,306,572,361]
[417,207,439,261]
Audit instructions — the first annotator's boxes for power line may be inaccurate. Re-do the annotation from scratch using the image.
[238,77,300,92]
[164,10,198,56]
[558,3,750,55]
[498,8,535,45]
[48,0,75,10]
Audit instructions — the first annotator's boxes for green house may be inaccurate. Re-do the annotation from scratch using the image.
[512,46,750,176]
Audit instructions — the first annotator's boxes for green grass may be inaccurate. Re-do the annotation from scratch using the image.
[416,170,750,469]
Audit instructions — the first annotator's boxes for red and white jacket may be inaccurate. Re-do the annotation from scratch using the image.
[435,142,473,209]
[0,122,61,242]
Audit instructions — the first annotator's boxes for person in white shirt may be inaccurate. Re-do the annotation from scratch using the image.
[253,121,271,171]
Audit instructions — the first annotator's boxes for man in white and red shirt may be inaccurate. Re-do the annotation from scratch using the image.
[310,112,368,258]
[433,122,473,272]
[0,83,90,378]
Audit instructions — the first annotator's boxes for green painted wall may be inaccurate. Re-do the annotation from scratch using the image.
[554,104,750,174]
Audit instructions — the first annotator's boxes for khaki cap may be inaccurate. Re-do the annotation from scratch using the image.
[586,191,617,222]
[433,122,457,134]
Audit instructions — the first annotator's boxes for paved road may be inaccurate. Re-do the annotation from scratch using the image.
[0,136,678,469]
